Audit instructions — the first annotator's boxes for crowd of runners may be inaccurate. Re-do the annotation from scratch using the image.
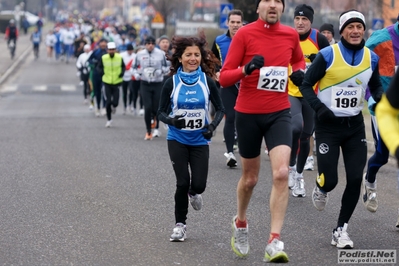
[14,0,399,263]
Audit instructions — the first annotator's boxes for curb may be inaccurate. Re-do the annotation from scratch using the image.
[0,44,31,85]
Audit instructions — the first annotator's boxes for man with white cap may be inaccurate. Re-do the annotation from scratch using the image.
[97,42,126,127]
[76,44,92,104]
[300,9,383,249]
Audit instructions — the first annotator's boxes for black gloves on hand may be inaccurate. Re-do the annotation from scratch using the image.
[308,53,317,62]
[202,124,215,140]
[244,55,264,75]
[316,104,336,121]
[289,70,305,87]
[170,115,185,129]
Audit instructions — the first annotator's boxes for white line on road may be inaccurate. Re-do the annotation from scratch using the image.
[61,85,77,91]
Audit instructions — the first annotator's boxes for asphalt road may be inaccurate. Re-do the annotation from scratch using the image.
[0,40,398,266]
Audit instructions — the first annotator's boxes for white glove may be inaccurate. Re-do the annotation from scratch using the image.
[154,69,163,77]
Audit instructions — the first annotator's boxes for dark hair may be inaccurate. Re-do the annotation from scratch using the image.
[228,9,244,22]
[169,34,220,79]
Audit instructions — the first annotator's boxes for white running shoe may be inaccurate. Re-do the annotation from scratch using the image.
[153,129,161,137]
[288,166,296,189]
[89,104,94,111]
[231,216,249,257]
[170,223,186,242]
[264,238,289,263]
[105,120,112,128]
[95,109,101,117]
[224,152,237,168]
[292,176,306,197]
[312,186,328,211]
[189,194,202,211]
[304,156,314,171]
[139,109,144,116]
[331,223,354,249]
[361,173,378,212]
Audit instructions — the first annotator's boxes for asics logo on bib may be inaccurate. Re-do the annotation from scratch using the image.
[336,89,357,96]
[179,111,188,116]
[185,91,196,95]
[186,112,202,117]
[265,69,286,77]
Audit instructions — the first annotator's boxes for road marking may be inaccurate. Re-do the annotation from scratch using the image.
[1,85,18,92]
[33,85,47,91]
[61,85,77,91]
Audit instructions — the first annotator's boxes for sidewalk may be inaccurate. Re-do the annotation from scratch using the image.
[0,23,54,85]
[0,30,32,85]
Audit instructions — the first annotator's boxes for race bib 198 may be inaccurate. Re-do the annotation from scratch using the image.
[257,66,288,92]
[331,86,362,110]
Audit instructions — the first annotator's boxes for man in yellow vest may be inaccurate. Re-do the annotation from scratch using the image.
[97,42,126,127]
[300,9,383,249]
[287,4,329,197]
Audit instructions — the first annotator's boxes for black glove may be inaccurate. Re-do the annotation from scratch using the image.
[308,53,317,62]
[316,104,336,121]
[244,55,264,75]
[202,124,215,140]
[169,115,185,129]
[289,70,304,87]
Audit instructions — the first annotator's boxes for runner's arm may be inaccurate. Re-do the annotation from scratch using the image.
[207,76,225,128]
[157,77,174,125]
[299,53,327,110]
[376,70,399,159]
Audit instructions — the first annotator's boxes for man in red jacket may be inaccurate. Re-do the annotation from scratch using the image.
[219,0,305,262]
[5,19,19,58]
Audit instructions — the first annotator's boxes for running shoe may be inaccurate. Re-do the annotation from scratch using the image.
[139,109,144,116]
[292,177,306,197]
[288,167,296,189]
[105,120,112,128]
[170,223,186,242]
[231,215,249,257]
[263,238,289,263]
[189,194,202,211]
[144,133,152,140]
[95,109,100,117]
[312,186,328,211]
[153,129,161,137]
[304,156,314,171]
[224,152,237,168]
[331,223,353,249]
[361,173,378,212]
[89,104,94,111]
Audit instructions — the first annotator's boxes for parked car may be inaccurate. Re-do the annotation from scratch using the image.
[0,10,44,26]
